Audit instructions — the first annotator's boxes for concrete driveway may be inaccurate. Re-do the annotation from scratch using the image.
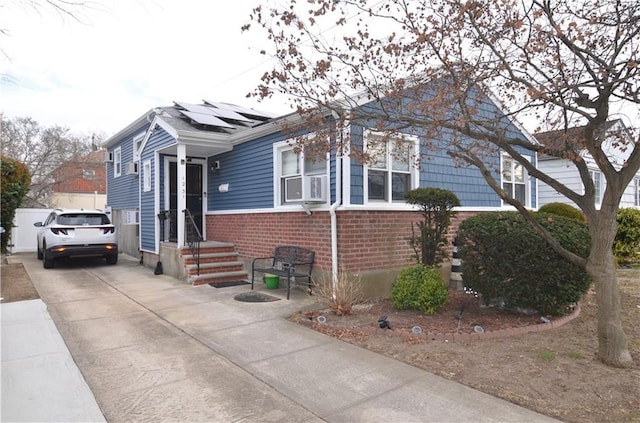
[3,253,560,422]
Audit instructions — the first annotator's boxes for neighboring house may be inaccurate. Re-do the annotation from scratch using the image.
[50,150,107,209]
[103,96,537,296]
[536,120,640,210]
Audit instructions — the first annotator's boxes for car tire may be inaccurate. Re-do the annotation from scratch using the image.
[42,243,54,269]
[37,242,43,260]
[106,254,118,265]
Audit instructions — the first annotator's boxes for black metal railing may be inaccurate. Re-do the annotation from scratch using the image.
[157,209,178,242]
[183,209,204,276]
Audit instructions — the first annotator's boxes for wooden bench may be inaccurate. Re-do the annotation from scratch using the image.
[251,246,315,300]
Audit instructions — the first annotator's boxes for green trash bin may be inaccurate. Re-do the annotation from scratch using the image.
[264,274,279,289]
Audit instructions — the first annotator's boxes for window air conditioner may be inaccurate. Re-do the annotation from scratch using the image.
[285,177,303,202]
[125,162,138,175]
[304,175,327,202]
[104,151,113,162]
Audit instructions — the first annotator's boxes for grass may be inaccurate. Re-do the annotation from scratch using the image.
[539,350,556,362]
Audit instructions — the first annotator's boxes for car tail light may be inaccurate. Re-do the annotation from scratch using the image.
[51,228,68,235]
[102,227,115,234]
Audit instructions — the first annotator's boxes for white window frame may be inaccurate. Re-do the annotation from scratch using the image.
[114,147,122,178]
[273,137,329,207]
[634,176,640,207]
[589,169,603,206]
[500,153,529,206]
[363,130,419,204]
[143,160,152,192]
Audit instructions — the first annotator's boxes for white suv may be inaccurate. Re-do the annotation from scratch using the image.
[34,209,118,268]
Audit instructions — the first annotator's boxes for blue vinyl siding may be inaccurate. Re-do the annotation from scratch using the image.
[346,87,536,208]
[140,128,176,252]
[208,132,283,211]
[106,125,149,209]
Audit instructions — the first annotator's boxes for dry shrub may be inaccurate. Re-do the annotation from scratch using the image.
[313,269,364,316]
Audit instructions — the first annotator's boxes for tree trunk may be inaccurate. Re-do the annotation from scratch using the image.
[586,220,633,368]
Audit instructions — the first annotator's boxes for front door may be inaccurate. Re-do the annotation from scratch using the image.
[169,161,203,240]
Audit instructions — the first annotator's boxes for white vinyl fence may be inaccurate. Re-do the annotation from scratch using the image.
[9,208,52,253]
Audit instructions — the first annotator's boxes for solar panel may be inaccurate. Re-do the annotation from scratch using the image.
[174,101,215,115]
[207,106,254,122]
[203,100,276,120]
[179,110,235,128]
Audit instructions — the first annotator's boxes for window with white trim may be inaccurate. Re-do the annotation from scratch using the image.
[114,147,122,178]
[501,154,527,205]
[143,160,152,192]
[364,130,417,203]
[275,139,328,205]
[589,169,603,205]
[634,177,640,207]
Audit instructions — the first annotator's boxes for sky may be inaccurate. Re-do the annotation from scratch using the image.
[0,1,290,138]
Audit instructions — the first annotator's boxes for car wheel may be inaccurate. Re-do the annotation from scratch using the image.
[37,242,43,260]
[106,254,118,265]
[42,243,54,269]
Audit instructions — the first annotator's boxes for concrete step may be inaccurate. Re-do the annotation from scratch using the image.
[185,261,244,276]
[189,271,249,286]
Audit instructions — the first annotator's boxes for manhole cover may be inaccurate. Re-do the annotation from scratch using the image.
[234,292,281,302]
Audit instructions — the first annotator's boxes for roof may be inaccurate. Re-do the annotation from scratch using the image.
[534,120,622,159]
[102,101,286,149]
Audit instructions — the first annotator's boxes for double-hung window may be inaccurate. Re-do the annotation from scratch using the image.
[633,177,640,207]
[589,169,603,206]
[114,147,122,178]
[276,138,328,205]
[365,130,416,203]
[501,154,527,205]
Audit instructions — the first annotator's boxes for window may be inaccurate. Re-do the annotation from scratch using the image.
[501,155,527,204]
[589,169,602,205]
[365,130,416,203]
[634,177,640,207]
[143,160,152,192]
[114,147,122,178]
[276,138,328,205]
[82,169,95,180]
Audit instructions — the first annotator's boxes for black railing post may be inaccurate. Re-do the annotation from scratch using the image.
[183,209,203,276]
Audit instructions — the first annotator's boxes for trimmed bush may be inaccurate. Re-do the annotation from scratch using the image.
[457,212,591,315]
[614,208,640,265]
[538,202,585,222]
[405,188,460,266]
[391,264,448,314]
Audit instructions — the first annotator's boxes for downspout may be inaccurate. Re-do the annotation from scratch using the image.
[330,113,343,289]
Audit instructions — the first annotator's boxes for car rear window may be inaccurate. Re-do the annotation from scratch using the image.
[57,214,110,226]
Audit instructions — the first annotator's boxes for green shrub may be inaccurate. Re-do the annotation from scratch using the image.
[457,212,591,315]
[0,156,31,253]
[391,264,448,314]
[538,202,585,222]
[614,208,640,265]
[405,188,460,266]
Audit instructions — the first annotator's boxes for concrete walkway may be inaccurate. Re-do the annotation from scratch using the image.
[2,253,561,422]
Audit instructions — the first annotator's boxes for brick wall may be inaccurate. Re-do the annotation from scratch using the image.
[206,209,480,273]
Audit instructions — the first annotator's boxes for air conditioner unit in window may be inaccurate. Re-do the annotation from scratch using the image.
[304,175,327,202]
[104,151,113,162]
[125,162,138,175]
[285,176,303,202]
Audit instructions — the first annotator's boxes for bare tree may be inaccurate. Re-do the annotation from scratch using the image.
[245,0,639,367]
[0,113,100,206]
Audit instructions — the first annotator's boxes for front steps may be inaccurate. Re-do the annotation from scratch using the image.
[180,242,248,286]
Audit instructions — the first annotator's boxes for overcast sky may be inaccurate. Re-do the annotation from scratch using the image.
[0,1,290,138]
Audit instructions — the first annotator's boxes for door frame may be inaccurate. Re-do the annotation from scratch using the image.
[163,156,207,242]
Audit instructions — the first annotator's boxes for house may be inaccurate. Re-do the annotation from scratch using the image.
[50,150,107,209]
[536,120,640,210]
[103,95,537,297]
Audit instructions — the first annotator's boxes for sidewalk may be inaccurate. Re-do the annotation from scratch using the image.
[2,253,561,422]
[1,299,105,422]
